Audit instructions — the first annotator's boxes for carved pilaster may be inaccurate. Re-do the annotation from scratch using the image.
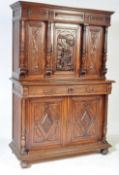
[102,96,108,143]
[19,20,28,77]
[102,27,108,76]
[80,24,87,76]
[45,22,53,76]
[20,20,25,67]
[21,99,27,154]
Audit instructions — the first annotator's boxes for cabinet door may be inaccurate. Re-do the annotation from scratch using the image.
[67,96,104,145]
[85,26,104,79]
[27,97,64,150]
[52,23,81,78]
[26,21,46,78]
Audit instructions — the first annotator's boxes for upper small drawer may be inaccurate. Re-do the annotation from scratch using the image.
[54,11,84,23]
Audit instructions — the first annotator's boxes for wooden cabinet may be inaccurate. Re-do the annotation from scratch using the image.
[10,1,114,168]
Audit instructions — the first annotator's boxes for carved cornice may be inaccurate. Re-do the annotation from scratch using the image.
[12,4,112,26]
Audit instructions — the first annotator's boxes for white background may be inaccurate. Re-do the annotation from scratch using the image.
[0,0,119,174]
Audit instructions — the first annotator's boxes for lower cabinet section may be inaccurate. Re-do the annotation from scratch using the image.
[11,93,110,167]
[24,95,106,150]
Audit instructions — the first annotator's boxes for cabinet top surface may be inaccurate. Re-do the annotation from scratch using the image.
[10,1,114,15]
[12,79,115,86]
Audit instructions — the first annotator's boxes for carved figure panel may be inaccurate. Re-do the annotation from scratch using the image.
[86,26,104,76]
[29,98,63,148]
[54,24,80,72]
[27,22,45,74]
[56,31,75,71]
[68,96,104,144]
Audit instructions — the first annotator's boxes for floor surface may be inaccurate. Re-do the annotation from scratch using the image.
[0,135,119,174]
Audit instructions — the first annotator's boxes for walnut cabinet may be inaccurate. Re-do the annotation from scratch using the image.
[10,1,114,168]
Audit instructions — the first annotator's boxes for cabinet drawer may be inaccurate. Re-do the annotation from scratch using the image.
[54,11,84,23]
[24,84,112,97]
[70,84,111,95]
[28,86,67,97]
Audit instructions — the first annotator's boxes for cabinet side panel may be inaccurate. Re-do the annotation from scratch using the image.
[12,20,20,72]
[12,94,21,151]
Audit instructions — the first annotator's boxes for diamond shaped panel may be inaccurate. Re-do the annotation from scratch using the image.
[40,113,53,133]
[80,110,92,133]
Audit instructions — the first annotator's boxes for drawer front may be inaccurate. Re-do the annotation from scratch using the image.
[54,11,84,23]
[23,84,112,97]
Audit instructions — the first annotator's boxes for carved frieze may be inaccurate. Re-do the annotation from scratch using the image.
[22,8,111,26]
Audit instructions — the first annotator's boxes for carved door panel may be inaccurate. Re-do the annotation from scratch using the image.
[26,21,46,78]
[84,26,104,78]
[52,23,81,78]
[67,96,104,145]
[27,97,64,150]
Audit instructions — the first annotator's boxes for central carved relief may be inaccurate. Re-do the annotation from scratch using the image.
[56,31,75,71]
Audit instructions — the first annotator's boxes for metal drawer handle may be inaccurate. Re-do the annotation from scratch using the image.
[85,87,95,93]
[44,89,54,95]
[68,87,74,94]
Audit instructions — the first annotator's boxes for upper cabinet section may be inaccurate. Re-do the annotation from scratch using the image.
[11,1,114,81]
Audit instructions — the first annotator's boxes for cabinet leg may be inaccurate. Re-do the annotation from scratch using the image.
[100,148,109,155]
[20,161,31,168]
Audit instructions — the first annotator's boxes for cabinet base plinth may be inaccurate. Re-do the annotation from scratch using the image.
[9,141,111,168]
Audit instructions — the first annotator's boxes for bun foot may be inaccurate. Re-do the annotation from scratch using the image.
[100,148,109,155]
[20,161,31,168]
